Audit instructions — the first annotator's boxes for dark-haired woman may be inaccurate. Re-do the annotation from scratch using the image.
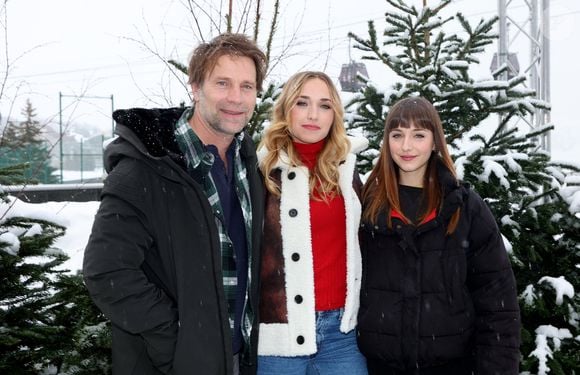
[357,97,520,375]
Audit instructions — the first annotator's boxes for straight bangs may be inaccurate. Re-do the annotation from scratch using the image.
[386,102,436,134]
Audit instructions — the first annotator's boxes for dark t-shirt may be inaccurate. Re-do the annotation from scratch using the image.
[398,184,424,224]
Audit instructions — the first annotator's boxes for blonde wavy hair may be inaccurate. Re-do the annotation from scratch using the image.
[258,71,350,200]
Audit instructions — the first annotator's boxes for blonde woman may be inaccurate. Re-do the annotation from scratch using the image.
[256,71,368,374]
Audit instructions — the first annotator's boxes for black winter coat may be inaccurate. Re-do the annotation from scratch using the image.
[357,166,520,375]
[83,107,264,375]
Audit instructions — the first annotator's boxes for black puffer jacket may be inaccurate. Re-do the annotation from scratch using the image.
[83,107,264,375]
[357,166,520,374]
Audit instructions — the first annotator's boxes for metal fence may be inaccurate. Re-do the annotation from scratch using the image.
[53,134,107,183]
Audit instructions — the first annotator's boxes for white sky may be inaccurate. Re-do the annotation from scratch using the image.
[1,0,579,163]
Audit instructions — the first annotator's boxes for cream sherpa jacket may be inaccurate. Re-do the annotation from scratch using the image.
[257,136,368,356]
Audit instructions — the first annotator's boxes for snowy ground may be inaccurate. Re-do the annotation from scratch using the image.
[0,196,99,272]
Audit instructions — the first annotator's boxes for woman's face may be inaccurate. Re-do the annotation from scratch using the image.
[288,78,335,144]
[388,122,435,187]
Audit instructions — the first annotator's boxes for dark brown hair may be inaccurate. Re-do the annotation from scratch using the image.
[362,96,460,234]
[187,33,267,91]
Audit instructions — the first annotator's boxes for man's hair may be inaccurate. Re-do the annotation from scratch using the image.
[187,33,267,91]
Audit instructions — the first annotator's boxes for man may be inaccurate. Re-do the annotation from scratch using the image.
[83,33,266,375]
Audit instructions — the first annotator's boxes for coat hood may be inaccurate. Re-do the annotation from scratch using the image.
[105,107,187,173]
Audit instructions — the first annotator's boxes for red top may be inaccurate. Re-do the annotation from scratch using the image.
[391,208,437,224]
[293,140,347,311]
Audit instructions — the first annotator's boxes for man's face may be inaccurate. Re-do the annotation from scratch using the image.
[191,54,258,138]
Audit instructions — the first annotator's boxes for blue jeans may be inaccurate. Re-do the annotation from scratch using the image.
[258,309,367,374]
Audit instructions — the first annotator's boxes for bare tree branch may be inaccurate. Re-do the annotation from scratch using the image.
[0,0,9,102]
[264,0,281,73]
[321,3,333,71]
[237,0,253,34]
[120,19,189,100]
[183,0,207,42]
[265,1,306,76]
[0,2,50,142]
[124,0,319,106]
[181,0,221,40]
[227,0,232,33]
[253,0,261,42]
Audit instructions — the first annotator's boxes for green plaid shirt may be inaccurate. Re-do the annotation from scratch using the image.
[174,107,253,349]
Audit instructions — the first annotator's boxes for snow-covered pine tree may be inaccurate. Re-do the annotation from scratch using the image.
[47,272,112,375]
[247,82,281,142]
[346,1,580,373]
[455,123,580,375]
[0,168,67,372]
[0,166,111,374]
